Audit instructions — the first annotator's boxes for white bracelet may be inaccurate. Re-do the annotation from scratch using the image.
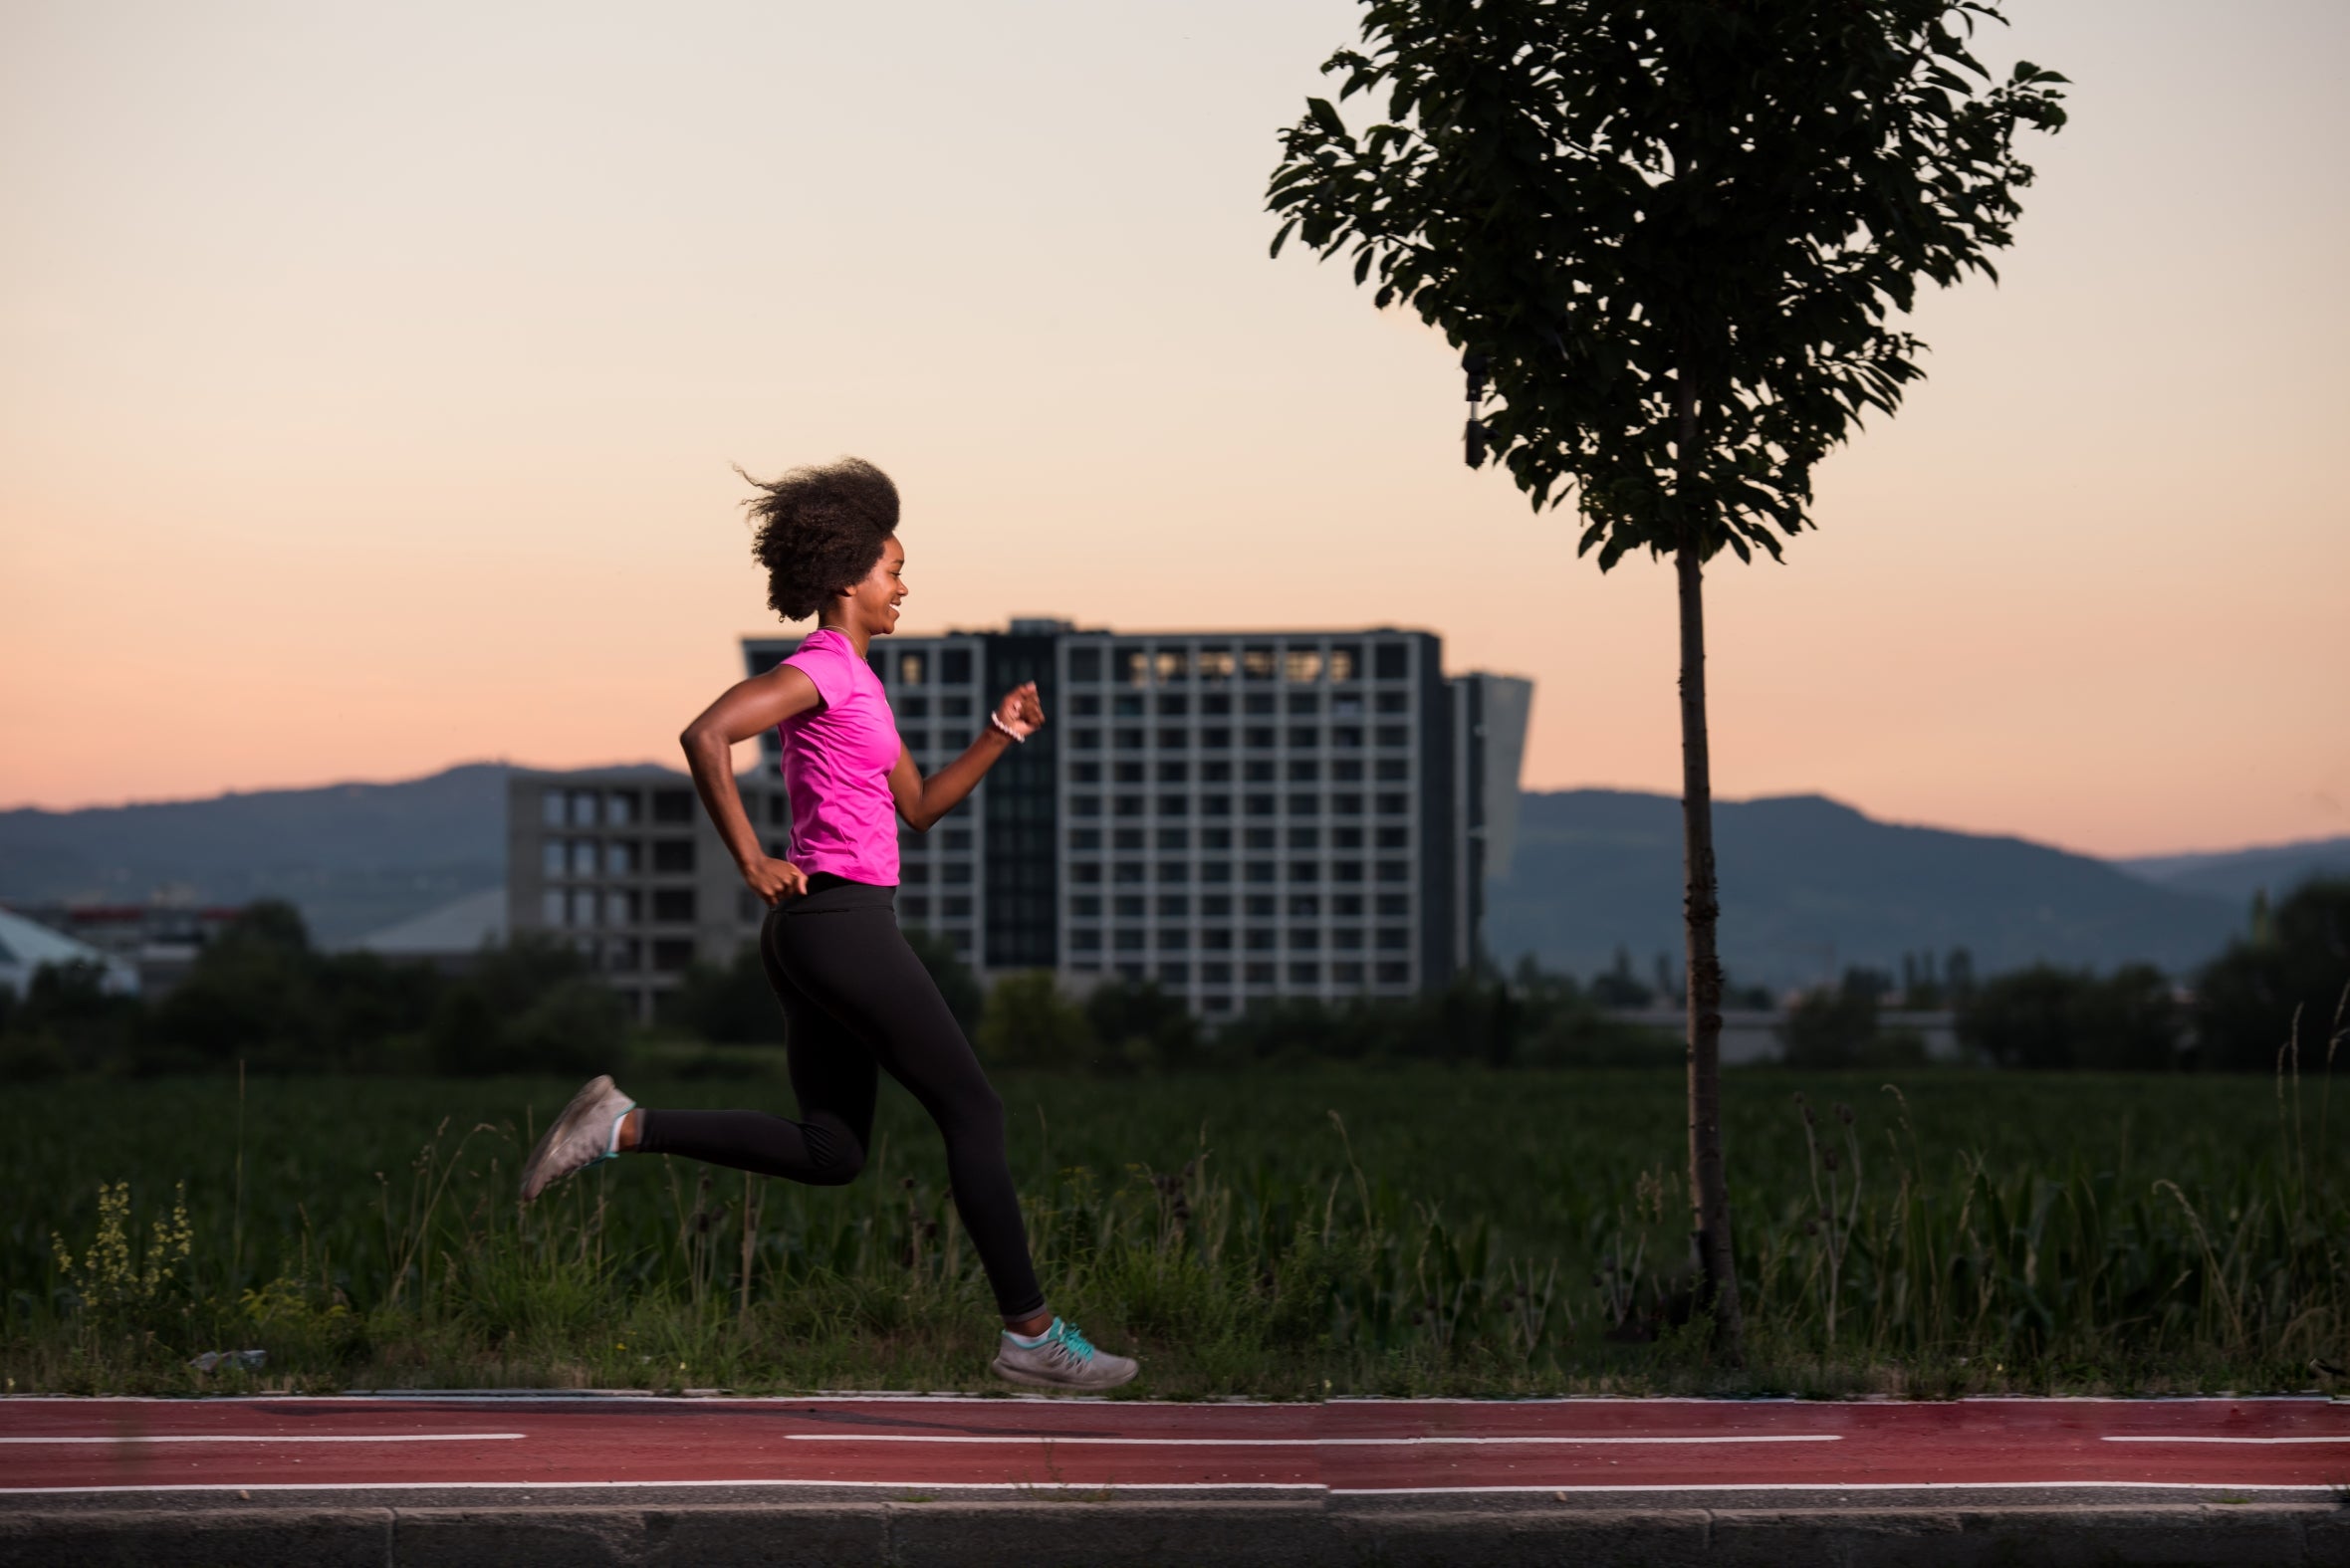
[989,714,1028,744]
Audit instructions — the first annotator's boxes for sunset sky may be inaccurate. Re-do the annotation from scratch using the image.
[3,0,2344,858]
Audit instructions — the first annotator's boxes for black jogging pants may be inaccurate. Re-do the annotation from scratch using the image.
[634,876,1044,1319]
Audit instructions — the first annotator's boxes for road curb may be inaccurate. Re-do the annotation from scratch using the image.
[4,1498,2346,1567]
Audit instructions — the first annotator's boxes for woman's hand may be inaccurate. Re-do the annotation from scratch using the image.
[993,681,1046,741]
[743,854,808,905]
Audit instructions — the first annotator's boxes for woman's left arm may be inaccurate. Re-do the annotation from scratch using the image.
[890,681,1045,832]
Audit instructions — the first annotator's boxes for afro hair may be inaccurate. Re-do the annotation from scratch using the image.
[741,457,900,621]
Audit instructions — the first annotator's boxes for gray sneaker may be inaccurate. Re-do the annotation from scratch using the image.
[991,1318,1138,1392]
[518,1074,635,1204]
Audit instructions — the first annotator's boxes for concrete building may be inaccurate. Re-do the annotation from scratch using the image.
[744,620,1530,1017]
[505,766,779,1020]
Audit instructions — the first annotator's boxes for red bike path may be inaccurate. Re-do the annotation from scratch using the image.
[5,1395,2348,1497]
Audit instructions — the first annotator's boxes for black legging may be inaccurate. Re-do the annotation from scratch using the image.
[634,877,1044,1319]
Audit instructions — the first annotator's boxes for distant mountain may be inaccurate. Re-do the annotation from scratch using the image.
[2116,835,2350,904]
[0,765,517,946]
[1486,790,2246,993]
[3,769,2281,984]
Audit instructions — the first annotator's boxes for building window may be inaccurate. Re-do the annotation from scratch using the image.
[1157,962,1190,985]
[1289,826,1321,849]
[900,696,931,719]
[769,794,792,825]
[1374,642,1409,680]
[1072,762,1102,784]
[1289,793,1321,816]
[1245,727,1276,750]
[1289,929,1321,951]
[1377,690,1410,714]
[541,791,565,828]
[1289,861,1320,883]
[541,889,565,926]
[1114,861,1146,884]
[1243,645,1277,681]
[1328,644,1362,682]
[1288,759,1320,781]
[604,840,639,876]
[1071,694,1101,718]
[1334,894,1365,917]
[1202,727,1232,750]
[1114,929,1146,952]
[1284,648,1322,683]
[1377,861,1410,883]
[902,863,931,885]
[1203,893,1233,917]
[1244,760,1275,784]
[1157,795,1190,817]
[1114,828,1146,851]
[652,789,694,822]
[1289,962,1321,985]
[653,889,696,923]
[1114,729,1145,751]
[542,839,566,877]
[1334,861,1365,883]
[1112,894,1147,920]
[569,789,599,827]
[903,895,932,919]
[942,828,974,851]
[1202,861,1232,883]
[1376,792,1410,814]
[1071,895,1101,917]
[1376,927,1411,950]
[1072,729,1102,751]
[1377,826,1410,849]
[1113,961,1145,980]
[1158,894,1191,918]
[1068,646,1102,682]
[1114,693,1145,717]
[1289,894,1321,918]
[652,939,696,973]
[1116,647,1149,687]
[1245,894,1277,917]
[942,647,973,684]
[894,650,926,685]
[1334,928,1365,950]
[1202,928,1234,951]
[1198,648,1236,682]
[943,863,974,885]
[1157,929,1190,951]
[902,728,931,753]
[1158,861,1191,884]
[1333,793,1365,816]
[1156,827,1191,851]
[1202,827,1233,850]
[1113,795,1145,818]
[1157,692,1189,716]
[1376,725,1410,749]
[1245,692,1276,715]
[1290,727,1321,749]
[1071,928,1102,952]
[1245,962,1277,985]
[1071,861,1102,884]
[944,896,972,917]
[1245,928,1277,951]
[604,889,638,925]
[1333,962,1364,985]
[1071,795,1102,817]
[1376,961,1411,985]
[1332,826,1364,850]
[1069,828,1101,851]
[1245,862,1276,884]
[1156,728,1189,751]
[1332,726,1365,750]
[571,840,599,877]
[1245,794,1276,816]
[1157,760,1190,783]
[1377,893,1411,916]
[1204,991,1234,1008]
[1287,693,1318,716]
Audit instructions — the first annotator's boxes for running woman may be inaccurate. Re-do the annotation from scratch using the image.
[517,457,1135,1392]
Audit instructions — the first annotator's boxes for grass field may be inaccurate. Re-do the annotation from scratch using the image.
[5,1058,2345,1398]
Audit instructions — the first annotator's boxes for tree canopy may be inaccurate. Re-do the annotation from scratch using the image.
[1269,0,2067,565]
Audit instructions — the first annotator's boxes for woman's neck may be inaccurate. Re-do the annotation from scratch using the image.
[817,612,870,658]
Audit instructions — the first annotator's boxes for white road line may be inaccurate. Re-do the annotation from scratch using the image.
[782,1433,1841,1447]
[0,1433,525,1446]
[2102,1435,2350,1446]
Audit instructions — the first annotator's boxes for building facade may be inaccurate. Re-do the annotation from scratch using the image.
[744,620,1529,1017]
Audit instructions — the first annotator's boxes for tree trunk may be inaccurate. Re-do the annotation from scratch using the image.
[1676,379,1744,1362]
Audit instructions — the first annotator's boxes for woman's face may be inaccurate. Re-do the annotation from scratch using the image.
[842,536,906,635]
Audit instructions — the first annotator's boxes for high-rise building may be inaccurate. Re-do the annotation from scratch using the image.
[743,620,1529,1017]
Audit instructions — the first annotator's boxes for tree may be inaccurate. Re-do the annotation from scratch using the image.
[2194,879,2350,1071]
[1957,963,2183,1071]
[1269,0,2064,1355]
[976,972,1095,1069]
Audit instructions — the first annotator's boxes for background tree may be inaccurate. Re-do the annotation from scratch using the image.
[1270,0,2064,1353]
[2193,879,2350,1071]
[1957,962,2183,1071]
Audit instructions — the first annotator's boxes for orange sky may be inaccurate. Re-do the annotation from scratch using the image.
[3,0,2344,857]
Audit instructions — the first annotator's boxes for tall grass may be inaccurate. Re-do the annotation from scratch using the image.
[4,1038,2345,1397]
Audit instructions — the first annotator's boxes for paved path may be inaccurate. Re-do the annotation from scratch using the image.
[6,1394,2348,1497]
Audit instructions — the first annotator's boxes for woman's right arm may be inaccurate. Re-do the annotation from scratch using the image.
[679,664,823,905]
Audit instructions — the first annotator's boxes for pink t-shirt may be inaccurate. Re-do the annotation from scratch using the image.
[777,628,902,885]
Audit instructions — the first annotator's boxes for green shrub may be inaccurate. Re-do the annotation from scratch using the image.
[2194,879,2350,1071]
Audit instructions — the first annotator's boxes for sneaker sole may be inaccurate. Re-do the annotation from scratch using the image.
[989,1355,1139,1392]
[519,1075,620,1204]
